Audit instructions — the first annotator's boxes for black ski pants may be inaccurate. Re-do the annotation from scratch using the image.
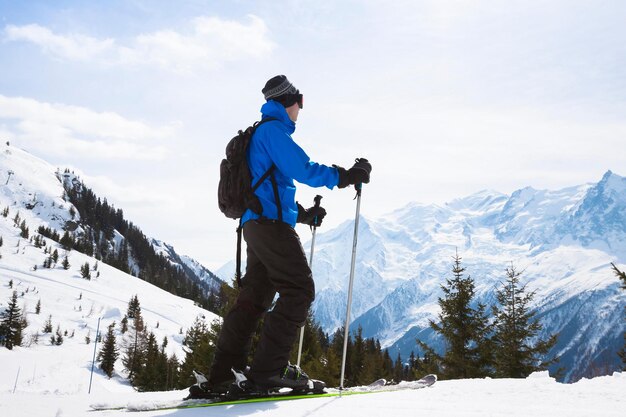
[209,219,314,384]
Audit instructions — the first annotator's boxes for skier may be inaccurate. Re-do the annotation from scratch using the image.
[204,75,372,394]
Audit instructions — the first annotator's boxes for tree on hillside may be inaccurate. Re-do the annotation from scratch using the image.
[126,295,141,319]
[81,262,91,280]
[122,308,146,381]
[98,322,119,378]
[491,264,558,377]
[177,316,218,388]
[0,291,27,349]
[612,263,626,369]
[418,251,493,379]
[62,255,70,270]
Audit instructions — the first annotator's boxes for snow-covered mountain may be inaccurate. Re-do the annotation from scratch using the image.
[0,144,222,295]
[0,144,221,394]
[150,238,222,293]
[303,171,625,382]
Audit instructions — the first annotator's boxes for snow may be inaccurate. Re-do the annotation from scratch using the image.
[0,144,219,405]
[0,372,624,417]
[1,145,625,415]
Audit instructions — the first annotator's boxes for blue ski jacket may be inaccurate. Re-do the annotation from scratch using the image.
[241,100,339,227]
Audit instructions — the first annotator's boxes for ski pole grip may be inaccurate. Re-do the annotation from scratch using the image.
[312,195,323,227]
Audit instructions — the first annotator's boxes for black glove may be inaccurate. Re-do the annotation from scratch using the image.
[336,158,372,189]
[297,202,327,227]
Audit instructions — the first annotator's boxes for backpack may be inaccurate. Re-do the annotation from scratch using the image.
[217,118,281,287]
[217,118,278,219]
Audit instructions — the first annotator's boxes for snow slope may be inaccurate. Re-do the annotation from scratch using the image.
[0,144,220,396]
[1,371,624,417]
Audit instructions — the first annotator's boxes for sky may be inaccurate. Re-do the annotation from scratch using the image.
[0,0,625,270]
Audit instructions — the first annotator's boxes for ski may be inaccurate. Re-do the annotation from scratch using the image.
[89,374,436,412]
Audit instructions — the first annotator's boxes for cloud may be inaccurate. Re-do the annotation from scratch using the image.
[4,23,115,61]
[4,15,274,73]
[0,94,173,160]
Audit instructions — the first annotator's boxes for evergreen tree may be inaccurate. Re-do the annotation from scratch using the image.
[289,310,333,385]
[51,249,59,264]
[81,262,91,280]
[0,291,26,349]
[126,295,141,319]
[612,263,626,370]
[134,332,169,391]
[43,314,53,333]
[418,251,493,379]
[60,231,74,250]
[177,316,218,388]
[120,315,129,334]
[98,322,119,378]
[492,265,558,378]
[121,311,147,382]
[19,220,29,239]
[165,353,181,391]
[393,352,405,382]
[35,299,41,314]
[62,256,70,270]
[350,326,367,385]
[54,325,64,345]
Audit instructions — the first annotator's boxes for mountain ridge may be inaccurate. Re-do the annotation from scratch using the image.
[302,169,625,382]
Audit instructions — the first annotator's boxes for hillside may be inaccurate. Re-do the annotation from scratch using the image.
[0,144,221,394]
[0,144,224,309]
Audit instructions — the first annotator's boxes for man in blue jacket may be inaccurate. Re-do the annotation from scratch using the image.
[206,75,371,393]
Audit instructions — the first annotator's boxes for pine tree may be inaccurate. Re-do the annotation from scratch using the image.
[126,295,141,319]
[62,256,70,270]
[611,263,626,370]
[98,322,119,378]
[35,299,41,314]
[177,316,218,388]
[121,311,147,382]
[120,315,129,334]
[492,265,558,378]
[418,251,493,379]
[60,231,74,250]
[134,332,168,391]
[43,314,53,333]
[0,291,26,349]
[54,325,64,345]
[289,310,333,385]
[81,262,91,280]
[19,220,29,239]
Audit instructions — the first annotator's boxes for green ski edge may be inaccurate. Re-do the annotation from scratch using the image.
[91,375,437,412]
[147,389,405,411]
[90,390,374,412]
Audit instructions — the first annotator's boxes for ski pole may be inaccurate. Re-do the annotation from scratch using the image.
[340,183,363,391]
[296,195,322,368]
[88,317,101,394]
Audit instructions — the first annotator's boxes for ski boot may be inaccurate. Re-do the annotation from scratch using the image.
[250,364,326,394]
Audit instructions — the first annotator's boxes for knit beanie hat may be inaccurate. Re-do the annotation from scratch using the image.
[262,75,300,108]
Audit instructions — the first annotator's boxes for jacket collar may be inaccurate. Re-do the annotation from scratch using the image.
[260,100,296,134]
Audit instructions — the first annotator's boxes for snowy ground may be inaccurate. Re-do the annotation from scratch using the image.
[1,372,624,417]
